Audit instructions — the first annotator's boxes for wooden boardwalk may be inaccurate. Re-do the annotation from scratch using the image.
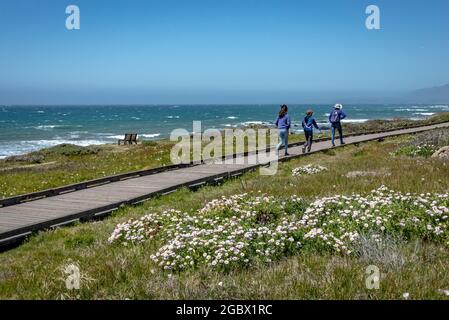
[1,122,448,246]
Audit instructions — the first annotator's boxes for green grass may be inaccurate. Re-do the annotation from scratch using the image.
[1,129,449,300]
[0,141,176,198]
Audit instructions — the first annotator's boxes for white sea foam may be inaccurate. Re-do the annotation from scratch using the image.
[341,119,369,123]
[426,105,449,110]
[0,139,106,159]
[35,125,59,130]
[34,124,82,130]
[395,108,429,112]
[414,112,435,116]
[227,116,238,119]
[107,135,126,140]
[38,139,103,146]
[167,115,180,119]
[240,121,268,126]
[140,133,161,139]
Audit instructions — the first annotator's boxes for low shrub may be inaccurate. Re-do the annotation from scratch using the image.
[394,144,438,158]
[142,140,158,147]
[41,144,101,156]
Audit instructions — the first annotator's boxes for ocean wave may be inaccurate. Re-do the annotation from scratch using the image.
[395,108,429,112]
[107,135,127,140]
[34,124,83,130]
[166,115,180,119]
[140,133,161,139]
[414,112,435,116]
[106,133,161,140]
[0,139,106,158]
[239,121,270,126]
[395,105,449,112]
[426,105,449,110]
[227,116,238,119]
[341,119,369,123]
[35,125,60,130]
[33,139,104,147]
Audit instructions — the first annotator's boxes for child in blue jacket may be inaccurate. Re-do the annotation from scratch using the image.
[302,109,321,153]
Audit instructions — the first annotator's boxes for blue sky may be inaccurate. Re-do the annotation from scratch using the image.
[0,0,448,104]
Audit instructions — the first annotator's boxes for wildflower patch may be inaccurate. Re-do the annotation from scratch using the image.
[292,164,328,177]
[109,187,449,272]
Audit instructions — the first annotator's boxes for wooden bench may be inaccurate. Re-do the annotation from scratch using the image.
[118,133,138,145]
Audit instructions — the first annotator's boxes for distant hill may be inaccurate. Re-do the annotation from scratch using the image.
[408,84,449,104]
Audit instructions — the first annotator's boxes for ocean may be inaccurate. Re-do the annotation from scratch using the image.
[1,104,448,159]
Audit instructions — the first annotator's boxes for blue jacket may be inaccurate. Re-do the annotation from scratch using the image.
[302,116,320,132]
[328,108,347,123]
[275,114,291,130]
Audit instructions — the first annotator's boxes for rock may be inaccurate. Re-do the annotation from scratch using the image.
[432,146,449,159]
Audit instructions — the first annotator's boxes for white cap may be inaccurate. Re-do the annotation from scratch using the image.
[334,104,343,109]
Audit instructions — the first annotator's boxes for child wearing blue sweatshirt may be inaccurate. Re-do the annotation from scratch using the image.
[302,109,320,153]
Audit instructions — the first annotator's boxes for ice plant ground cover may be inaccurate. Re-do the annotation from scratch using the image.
[393,144,438,158]
[109,186,449,272]
[292,164,328,176]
